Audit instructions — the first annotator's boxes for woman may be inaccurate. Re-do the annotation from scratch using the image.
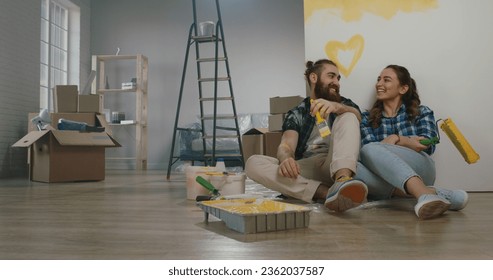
[355,65,468,220]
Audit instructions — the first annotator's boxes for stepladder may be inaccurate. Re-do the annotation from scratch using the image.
[167,0,244,179]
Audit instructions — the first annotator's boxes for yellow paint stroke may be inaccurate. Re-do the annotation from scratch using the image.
[325,34,364,77]
[304,0,438,22]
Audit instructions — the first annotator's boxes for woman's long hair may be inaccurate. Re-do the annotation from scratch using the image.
[368,64,421,128]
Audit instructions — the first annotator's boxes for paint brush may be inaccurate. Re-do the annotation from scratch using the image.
[310,99,331,138]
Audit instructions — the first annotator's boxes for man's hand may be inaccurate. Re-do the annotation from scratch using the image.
[310,98,339,119]
[278,157,300,179]
[311,98,361,121]
[277,130,300,179]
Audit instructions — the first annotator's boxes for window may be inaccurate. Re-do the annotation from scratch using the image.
[40,0,80,111]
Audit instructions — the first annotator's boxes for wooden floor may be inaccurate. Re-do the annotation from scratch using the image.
[0,170,492,260]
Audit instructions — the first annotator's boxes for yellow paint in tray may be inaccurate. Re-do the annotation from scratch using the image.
[200,198,309,214]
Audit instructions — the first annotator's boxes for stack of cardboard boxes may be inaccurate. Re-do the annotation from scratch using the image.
[242,95,305,162]
[12,86,120,183]
[268,95,305,131]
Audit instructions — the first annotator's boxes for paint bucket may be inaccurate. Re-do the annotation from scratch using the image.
[198,21,214,37]
[185,166,218,200]
[209,173,246,196]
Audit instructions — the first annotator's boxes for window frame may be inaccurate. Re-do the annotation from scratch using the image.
[40,0,80,111]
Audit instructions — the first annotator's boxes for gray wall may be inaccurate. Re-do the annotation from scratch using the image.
[0,0,305,176]
[90,0,306,170]
[0,0,91,178]
[0,0,40,178]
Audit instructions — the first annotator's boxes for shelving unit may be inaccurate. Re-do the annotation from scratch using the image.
[91,54,148,170]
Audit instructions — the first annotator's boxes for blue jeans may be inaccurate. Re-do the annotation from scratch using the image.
[354,142,436,200]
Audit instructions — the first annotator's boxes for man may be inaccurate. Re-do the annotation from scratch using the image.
[245,59,367,212]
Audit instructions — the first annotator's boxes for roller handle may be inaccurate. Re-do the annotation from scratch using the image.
[196,175,220,196]
[419,136,440,146]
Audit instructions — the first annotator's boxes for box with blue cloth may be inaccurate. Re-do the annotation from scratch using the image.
[12,113,120,183]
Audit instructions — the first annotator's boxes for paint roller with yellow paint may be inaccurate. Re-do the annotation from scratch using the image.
[439,118,479,164]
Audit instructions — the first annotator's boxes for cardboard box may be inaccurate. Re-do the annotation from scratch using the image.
[78,94,100,113]
[15,114,119,183]
[242,128,282,161]
[54,85,78,113]
[268,113,285,132]
[269,95,304,114]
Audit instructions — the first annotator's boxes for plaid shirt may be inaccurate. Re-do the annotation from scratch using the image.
[360,104,438,155]
[282,96,361,160]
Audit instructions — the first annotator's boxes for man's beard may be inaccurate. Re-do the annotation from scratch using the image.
[314,80,341,103]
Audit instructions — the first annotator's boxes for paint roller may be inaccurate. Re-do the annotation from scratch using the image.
[439,118,479,164]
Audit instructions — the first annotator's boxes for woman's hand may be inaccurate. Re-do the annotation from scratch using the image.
[384,134,428,152]
[406,136,428,152]
[382,134,400,145]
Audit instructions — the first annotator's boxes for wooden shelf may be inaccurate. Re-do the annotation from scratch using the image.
[91,54,148,170]
[97,88,138,94]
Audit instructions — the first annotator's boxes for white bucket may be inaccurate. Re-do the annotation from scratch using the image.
[198,21,214,37]
[209,173,246,196]
[185,166,218,200]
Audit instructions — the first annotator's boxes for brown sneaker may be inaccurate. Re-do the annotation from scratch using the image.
[324,177,368,212]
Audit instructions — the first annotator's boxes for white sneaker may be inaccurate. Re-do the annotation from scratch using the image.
[434,187,469,211]
[414,194,450,220]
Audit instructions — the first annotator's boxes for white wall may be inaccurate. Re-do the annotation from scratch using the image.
[305,0,492,191]
[90,0,306,170]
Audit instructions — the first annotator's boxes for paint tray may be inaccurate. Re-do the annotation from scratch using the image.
[197,198,311,234]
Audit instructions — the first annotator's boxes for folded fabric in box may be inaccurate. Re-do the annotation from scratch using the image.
[58,118,105,132]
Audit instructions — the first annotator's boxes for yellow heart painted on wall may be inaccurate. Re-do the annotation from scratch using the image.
[325,34,364,77]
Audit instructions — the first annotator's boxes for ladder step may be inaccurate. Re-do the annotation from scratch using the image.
[197,57,227,62]
[215,126,239,131]
[192,36,222,43]
[176,127,202,132]
[203,134,239,139]
[198,77,230,82]
[202,115,236,120]
[204,153,243,158]
[200,97,233,101]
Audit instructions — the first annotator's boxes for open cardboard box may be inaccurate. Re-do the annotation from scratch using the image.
[13,114,120,183]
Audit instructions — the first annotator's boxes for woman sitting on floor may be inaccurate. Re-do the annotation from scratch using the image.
[355,64,468,220]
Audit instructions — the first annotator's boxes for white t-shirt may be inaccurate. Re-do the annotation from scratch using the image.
[303,126,330,158]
